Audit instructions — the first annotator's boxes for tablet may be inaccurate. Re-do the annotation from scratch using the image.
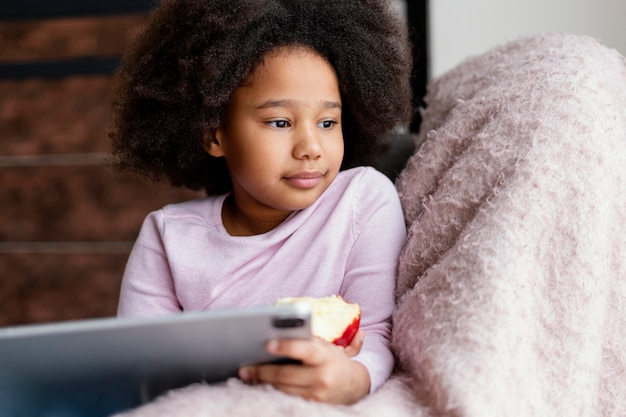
[0,304,312,413]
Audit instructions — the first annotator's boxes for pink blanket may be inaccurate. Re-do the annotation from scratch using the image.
[113,33,626,417]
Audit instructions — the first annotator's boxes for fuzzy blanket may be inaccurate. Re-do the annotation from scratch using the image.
[113,33,626,417]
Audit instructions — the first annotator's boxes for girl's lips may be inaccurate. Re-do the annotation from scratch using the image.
[284,171,324,188]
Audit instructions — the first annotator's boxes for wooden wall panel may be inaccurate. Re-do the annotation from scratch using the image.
[0,165,200,242]
[1,77,114,154]
[0,253,129,326]
[0,15,146,61]
[0,11,201,326]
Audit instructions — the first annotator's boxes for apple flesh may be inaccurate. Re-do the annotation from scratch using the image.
[275,295,360,347]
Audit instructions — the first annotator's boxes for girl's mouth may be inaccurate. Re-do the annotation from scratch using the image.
[284,171,324,189]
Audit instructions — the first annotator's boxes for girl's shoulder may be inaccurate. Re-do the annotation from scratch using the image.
[313,166,401,224]
[315,166,404,241]
[149,194,227,227]
[333,166,397,198]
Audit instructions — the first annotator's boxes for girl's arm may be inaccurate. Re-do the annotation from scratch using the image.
[339,168,407,391]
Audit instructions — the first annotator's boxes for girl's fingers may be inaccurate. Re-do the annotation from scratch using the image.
[239,339,335,386]
[266,338,332,366]
[239,362,338,403]
[240,362,311,388]
[343,330,365,357]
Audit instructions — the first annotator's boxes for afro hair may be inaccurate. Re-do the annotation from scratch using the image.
[109,0,413,194]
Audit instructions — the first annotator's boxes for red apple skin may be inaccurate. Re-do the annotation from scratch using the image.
[331,313,360,347]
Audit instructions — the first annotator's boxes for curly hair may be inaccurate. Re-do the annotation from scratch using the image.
[109,0,413,194]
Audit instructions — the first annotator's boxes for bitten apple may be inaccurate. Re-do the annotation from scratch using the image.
[276,295,360,346]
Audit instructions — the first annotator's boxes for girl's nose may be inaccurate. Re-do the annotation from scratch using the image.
[292,125,322,160]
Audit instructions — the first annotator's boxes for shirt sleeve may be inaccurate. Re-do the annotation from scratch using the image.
[341,168,407,392]
[117,210,182,317]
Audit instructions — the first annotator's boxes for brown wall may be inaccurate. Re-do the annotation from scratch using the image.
[0,14,201,326]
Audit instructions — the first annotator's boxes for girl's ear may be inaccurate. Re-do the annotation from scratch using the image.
[202,130,225,157]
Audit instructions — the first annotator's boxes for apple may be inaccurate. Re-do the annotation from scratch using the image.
[275,295,360,346]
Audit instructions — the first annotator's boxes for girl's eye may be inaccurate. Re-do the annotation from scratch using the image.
[268,120,290,129]
[318,120,337,129]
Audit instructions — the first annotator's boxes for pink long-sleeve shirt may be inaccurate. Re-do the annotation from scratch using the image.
[117,166,406,391]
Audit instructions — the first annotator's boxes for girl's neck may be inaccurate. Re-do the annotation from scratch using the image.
[221,194,292,236]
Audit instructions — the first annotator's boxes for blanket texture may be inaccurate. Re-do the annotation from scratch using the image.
[113,33,626,417]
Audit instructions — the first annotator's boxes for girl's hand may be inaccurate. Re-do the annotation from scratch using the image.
[238,331,369,404]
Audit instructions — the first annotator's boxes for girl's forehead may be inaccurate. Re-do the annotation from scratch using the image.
[246,45,334,83]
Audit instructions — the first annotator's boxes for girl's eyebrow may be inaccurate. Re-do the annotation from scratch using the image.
[255,99,342,110]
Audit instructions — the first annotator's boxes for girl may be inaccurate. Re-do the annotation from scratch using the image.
[110,0,412,405]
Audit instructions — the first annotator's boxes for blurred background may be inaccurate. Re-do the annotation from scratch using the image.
[0,2,204,326]
[430,0,626,77]
[0,1,426,326]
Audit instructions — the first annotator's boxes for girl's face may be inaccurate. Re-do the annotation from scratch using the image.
[206,46,344,235]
